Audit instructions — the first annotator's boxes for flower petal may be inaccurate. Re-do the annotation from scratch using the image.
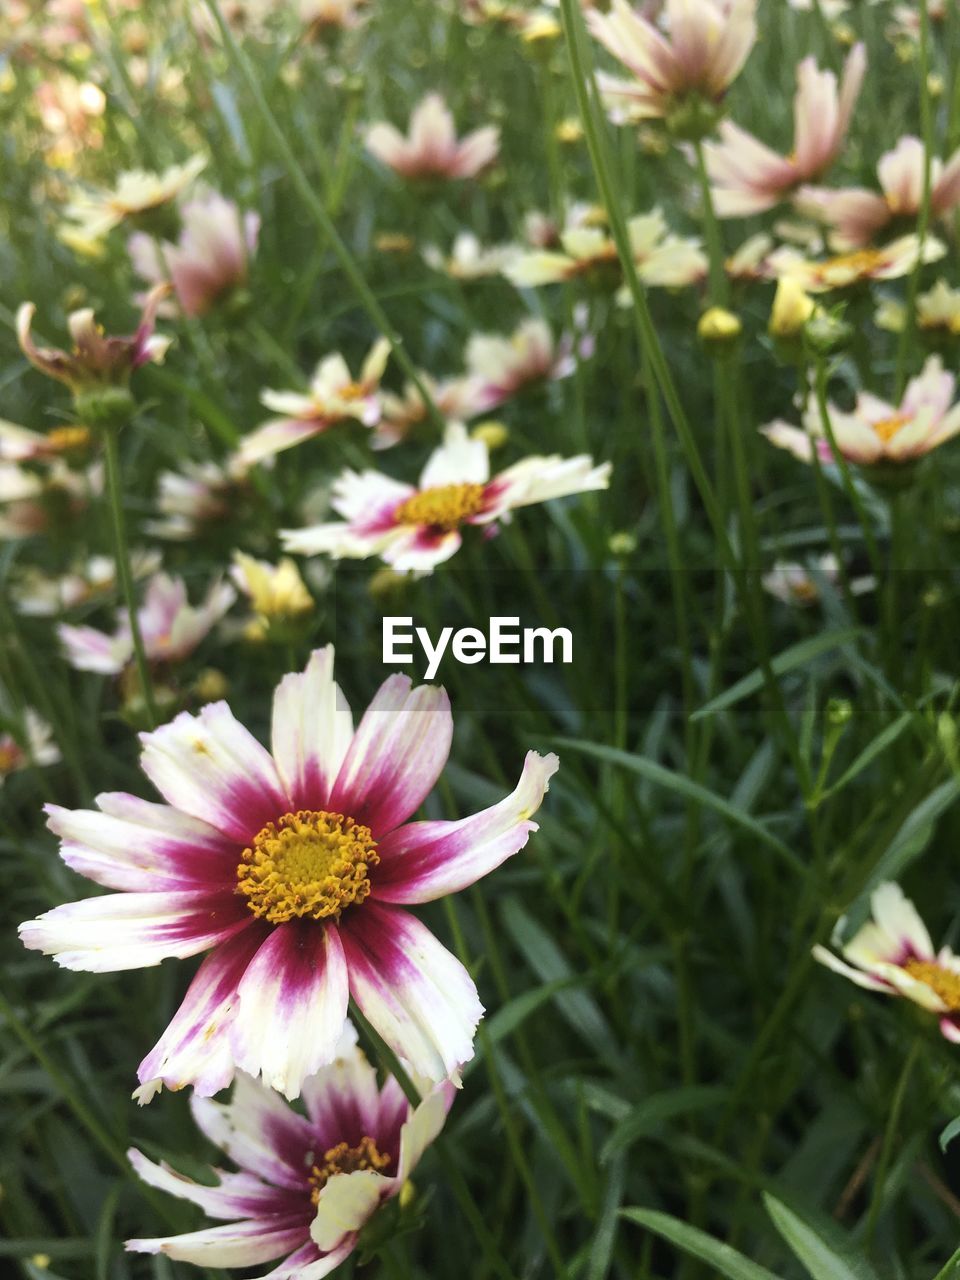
[46,793,236,892]
[126,1147,291,1220]
[396,1082,455,1184]
[299,1029,382,1152]
[140,702,288,843]
[271,647,353,811]
[373,751,559,903]
[19,890,250,972]
[260,1239,357,1280]
[231,922,350,1099]
[190,1073,315,1191]
[310,1169,387,1252]
[340,902,483,1082]
[126,1214,308,1267]
[328,676,452,836]
[136,927,267,1101]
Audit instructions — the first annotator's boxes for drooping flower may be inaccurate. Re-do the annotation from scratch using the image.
[20,646,559,1099]
[814,882,960,1043]
[704,45,866,217]
[797,135,960,250]
[126,1025,452,1275]
[766,233,945,293]
[239,340,391,467]
[762,355,960,467]
[129,187,259,317]
[17,287,170,421]
[281,422,611,572]
[0,710,60,784]
[365,93,499,181]
[13,551,162,617]
[586,0,757,127]
[505,208,706,289]
[58,573,236,675]
[61,155,207,244]
[147,455,251,542]
[461,317,589,411]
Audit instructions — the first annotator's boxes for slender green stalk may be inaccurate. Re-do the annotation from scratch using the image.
[557,0,736,574]
[103,429,157,727]
[201,0,444,429]
[865,1037,923,1249]
[895,0,934,396]
[348,1001,521,1280]
[693,140,729,307]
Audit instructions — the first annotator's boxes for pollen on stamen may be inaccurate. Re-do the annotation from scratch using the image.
[236,809,379,924]
[395,481,487,531]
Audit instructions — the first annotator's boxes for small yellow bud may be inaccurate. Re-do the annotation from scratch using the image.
[399,1179,417,1210]
[608,531,637,557]
[638,127,669,157]
[831,21,855,47]
[927,73,945,99]
[697,306,742,344]
[369,567,409,600]
[193,668,230,702]
[470,420,509,450]
[555,117,584,144]
[769,277,815,338]
[522,14,561,43]
[374,232,415,254]
[30,1256,51,1270]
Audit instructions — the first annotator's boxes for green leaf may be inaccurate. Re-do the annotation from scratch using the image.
[939,1115,960,1154]
[763,1195,880,1280]
[621,1209,782,1280]
[554,738,802,872]
[601,1086,727,1160]
[690,630,862,722]
[821,713,917,799]
[864,778,960,891]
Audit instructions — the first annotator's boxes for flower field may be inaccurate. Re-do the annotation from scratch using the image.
[4,1,960,1277]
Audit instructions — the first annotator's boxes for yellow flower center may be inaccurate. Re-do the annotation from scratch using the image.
[815,248,886,281]
[337,381,367,402]
[872,412,912,443]
[237,810,379,924]
[903,957,960,1011]
[308,1136,391,1206]
[394,482,487,531]
[46,425,92,453]
[0,743,22,775]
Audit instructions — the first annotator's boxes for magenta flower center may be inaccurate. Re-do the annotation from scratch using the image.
[236,809,379,924]
[395,481,486,531]
[903,958,960,1011]
[308,1135,391,1206]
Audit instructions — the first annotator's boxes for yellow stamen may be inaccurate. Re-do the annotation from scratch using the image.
[0,743,22,775]
[237,810,378,924]
[814,248,886,283]
[395,482,486,531]
[337,381,368,402]
[308,1136,391,1206]
[872,413,912,443]
[903,957,960,1011]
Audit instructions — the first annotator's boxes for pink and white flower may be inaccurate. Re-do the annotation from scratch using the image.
[239,340,391,467]
[0,710,60,783]
[147,455,251,541]
[814,882,960,1043]
[301,0,369,34]
[462,317,588,411]
[0,460,100,541]
[13,551,162,616]
[423,233,520,280]
[126,1025,452,1275]
[58,573,236,674]
[704,45,866,217]
[373,374,492,450]
[129,187,260,317]
[365,93,499,181]
[762,355,960,467]
[281,422,611,571]
[797,136,960,250]
[61,155,207,244]
[20,646,559,1098]
[761,554,874,606]
[587,0,757,124]
[0,420,92,464]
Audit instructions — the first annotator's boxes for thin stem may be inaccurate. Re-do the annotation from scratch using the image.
[103,429,157,727]
[201,0,444,429]
[895,0,934,396]
[693,139,728,307]
[865,1037,923,1249]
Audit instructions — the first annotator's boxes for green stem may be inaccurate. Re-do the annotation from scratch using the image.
[103,429,157,727]
[201,0,444,430]
[864,1037,923,1249]
[693,140,728,307]
[895,0,934,397]
[348,1001,521,1280]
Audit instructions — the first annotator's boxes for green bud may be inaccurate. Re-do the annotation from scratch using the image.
[664,93,723,142]
[803,307,854,358]
[73,385,136,430]
[826,697,853,728]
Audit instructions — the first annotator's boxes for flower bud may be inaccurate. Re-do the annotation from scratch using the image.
[803,307,853,358]
[698,306,742,346]
[471,420,509,450]
[769,277,815,338]
[608,531,637,557]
